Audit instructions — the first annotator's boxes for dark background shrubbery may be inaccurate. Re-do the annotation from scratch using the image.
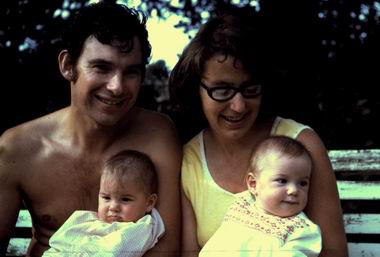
[1,0,379,149]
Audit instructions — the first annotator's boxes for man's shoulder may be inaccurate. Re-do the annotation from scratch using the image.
[0,110,63,157]
[0,120,39,179]
[133,108,177,135]
[2,114,54,142]
[136,107,173,123]
[1,121,37,152]
[130,108,181,162]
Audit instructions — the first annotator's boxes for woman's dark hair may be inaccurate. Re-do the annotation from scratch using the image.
[169,8,275,141]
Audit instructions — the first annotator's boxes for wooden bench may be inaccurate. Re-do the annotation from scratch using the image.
[5,149,380,257]
[329,149,380,257]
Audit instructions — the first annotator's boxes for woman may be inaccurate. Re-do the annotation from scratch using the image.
[169,10,347,257]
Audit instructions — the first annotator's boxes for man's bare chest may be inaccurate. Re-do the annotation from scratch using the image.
[21,156,102,230]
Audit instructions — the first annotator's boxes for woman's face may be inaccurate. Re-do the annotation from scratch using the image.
[200,54,262,140]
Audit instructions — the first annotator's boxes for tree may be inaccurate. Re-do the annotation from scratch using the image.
[1,0,379,148]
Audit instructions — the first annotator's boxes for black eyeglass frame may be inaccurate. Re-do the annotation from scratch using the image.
[199,81,262,102]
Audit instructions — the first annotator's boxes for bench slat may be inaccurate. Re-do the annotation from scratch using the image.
[15,210,32,227]
[344,214,380,234]
[329,149,380,171]
[348,242,380,257]
[337,181,380,200]
[6,239,30,257]
[17,212,380,234]
[7,238,380,257]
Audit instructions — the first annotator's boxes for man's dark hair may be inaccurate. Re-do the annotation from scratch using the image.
[62,1,151,69]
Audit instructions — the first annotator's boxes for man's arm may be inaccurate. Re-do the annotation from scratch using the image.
[0,129,23,255]
[143,115,182,257]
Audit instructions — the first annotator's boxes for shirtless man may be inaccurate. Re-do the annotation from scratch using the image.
[0,2,181,257]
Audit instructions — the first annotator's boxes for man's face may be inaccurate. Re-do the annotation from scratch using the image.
[70,36,144,126]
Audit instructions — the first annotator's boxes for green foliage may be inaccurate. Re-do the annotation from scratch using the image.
[133,0,259,32]
[0,0,379,149]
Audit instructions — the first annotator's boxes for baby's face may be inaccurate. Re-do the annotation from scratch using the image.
[248,153,311,217]
[98,178,155,223]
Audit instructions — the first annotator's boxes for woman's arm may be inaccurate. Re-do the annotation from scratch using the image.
[181,188,200,257]
[298,129,348,257]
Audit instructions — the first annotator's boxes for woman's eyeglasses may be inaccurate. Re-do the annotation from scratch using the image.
[200,81,262,102]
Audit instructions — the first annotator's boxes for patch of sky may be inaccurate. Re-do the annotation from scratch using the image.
[360,4,370,16]
[87,0,99,4]
[70,2,82,10]
[374,1,380,17]
[231,0,260,11]
[119,0,140,7]
[146,14,193,69]
[359,32,367,41]
[53,9,61,18]
[327,51,336,59]
[251,1,260,11]
[18,37,38,53]
[35,24,44,30]
[54,0,82,19]
[63,0,69,9]
[358,13,367,22]
[118,0,195,69]
[169,0,183,8]
[61,10,70,19]
[73,0,260,69]
[318,11,326,19]
[53,9,70,19]
[160,8,173,19]
[201,11,210,20]
[359,4,370,22]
